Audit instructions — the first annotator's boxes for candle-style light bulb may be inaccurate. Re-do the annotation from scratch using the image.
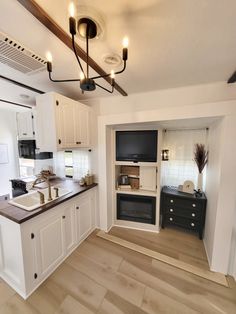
[80,71,85,81]
[46,52,52,72]
[111,70,115,79]
[122,36,129,61]
[69,2,75,17]
[110,70,115,86]
[122,36,129,48]
[69,2,76,35]
[46,52,52,63]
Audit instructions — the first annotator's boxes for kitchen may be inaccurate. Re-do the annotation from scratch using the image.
[0,0,236,313]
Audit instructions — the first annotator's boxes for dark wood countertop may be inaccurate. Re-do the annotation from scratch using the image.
[0,178,97,224]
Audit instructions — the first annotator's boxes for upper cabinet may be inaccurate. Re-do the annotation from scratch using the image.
[17,111,35,140]
[36,92,92,152]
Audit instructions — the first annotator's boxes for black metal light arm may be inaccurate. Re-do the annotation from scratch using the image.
[71,34,85,76]
[95,82,114,94]
[90,61,127,81]
[48,71,81,83]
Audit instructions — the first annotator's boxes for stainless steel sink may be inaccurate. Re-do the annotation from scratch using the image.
[8,186,72,211]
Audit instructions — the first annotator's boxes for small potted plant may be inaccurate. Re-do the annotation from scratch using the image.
[194,144,208,192]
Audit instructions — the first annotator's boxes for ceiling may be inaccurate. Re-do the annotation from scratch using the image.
[0,0,236,106]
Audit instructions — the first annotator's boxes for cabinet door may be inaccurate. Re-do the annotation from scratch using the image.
[17,111,34,139]
[140,167,157,191]
[34,212,65,279]
[63,202,76,254]
[75,104,91,148]
[55,100,77,148]
[75,192,94,243]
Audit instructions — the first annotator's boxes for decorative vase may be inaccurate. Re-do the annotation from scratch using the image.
[197,172,203,191]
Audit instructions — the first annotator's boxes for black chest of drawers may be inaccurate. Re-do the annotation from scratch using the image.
[160,186,207,239]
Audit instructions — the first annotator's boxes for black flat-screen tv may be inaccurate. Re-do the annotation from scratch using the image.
[116,130,158,162]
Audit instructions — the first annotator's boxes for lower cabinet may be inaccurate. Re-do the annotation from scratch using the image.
[75,191,95,243]
[0,187,96,299]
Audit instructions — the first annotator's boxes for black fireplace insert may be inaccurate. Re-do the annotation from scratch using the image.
[117,193,156,225]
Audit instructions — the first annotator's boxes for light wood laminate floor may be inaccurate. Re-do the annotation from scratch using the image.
[0,229,235,314]
[109,226,210,270]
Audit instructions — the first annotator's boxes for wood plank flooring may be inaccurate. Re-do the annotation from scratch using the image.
[0,229,235,314]
[98,227,228,286]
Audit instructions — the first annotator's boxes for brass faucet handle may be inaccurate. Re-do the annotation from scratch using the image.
[37,191,45,205]
[54,187,59,198]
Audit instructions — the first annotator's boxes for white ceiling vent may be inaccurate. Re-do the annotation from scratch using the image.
[0,31,47,75]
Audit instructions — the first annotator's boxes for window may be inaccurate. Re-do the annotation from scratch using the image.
[64,151,73,178]
[63,150,90,179]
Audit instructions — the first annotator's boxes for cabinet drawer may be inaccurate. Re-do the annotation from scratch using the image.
[165,196,202,210]
[165,205,201,220]
[165,214,199,230]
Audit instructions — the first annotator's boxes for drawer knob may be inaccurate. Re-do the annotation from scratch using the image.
[169,217,173,221]
[192,213,196,217]
[192,204,196,207]
[170,209,174,212]
[170,199,174,203]
[191,223,195,227]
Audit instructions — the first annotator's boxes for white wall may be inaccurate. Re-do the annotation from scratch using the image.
[87,81,236,116]
[210,115,236,273]
[204,119,223,265]
[95,82,236,274]
[0,108,19,196]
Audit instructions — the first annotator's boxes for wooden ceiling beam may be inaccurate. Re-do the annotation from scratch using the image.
[16,0,128,96]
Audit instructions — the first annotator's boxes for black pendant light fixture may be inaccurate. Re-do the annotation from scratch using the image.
[46,3,128,94]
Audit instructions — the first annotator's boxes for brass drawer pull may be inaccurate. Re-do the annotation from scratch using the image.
[191,213,196,217]
[170,199,174,203]
[170,208,174,212]
[191,223,195,227]
[169,217,173,221]
[192,203,196,207]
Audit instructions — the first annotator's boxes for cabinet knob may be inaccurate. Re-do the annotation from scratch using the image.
[76,206,79,210]
[23,133,27,135]
[191,223,195,227]
[76,141,82,145]
[170,208,174,212]
[34,273,38,279]
[62,215,66,219]
[192,203,196,207]
[58,139,61,145]
[170,199,174,203]
[191,213,196,217]
[169,217,173,221]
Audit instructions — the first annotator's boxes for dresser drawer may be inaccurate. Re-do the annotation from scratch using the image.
[165,205,201,220]
[165,214,199,231]
[164,196,202,210]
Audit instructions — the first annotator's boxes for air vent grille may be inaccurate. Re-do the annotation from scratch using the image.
[0,31,47,74]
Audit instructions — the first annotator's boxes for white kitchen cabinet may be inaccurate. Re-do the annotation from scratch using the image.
[17,111,35,139]
[36,92,92,151]
[63,201,76,254]
[75,104,91,148]
[139,166,157,191]
[33,211,65,280]
[0,187,97,299]
[75,190,95,243]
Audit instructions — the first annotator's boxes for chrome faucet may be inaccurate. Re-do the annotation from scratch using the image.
[32,174,52,202]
